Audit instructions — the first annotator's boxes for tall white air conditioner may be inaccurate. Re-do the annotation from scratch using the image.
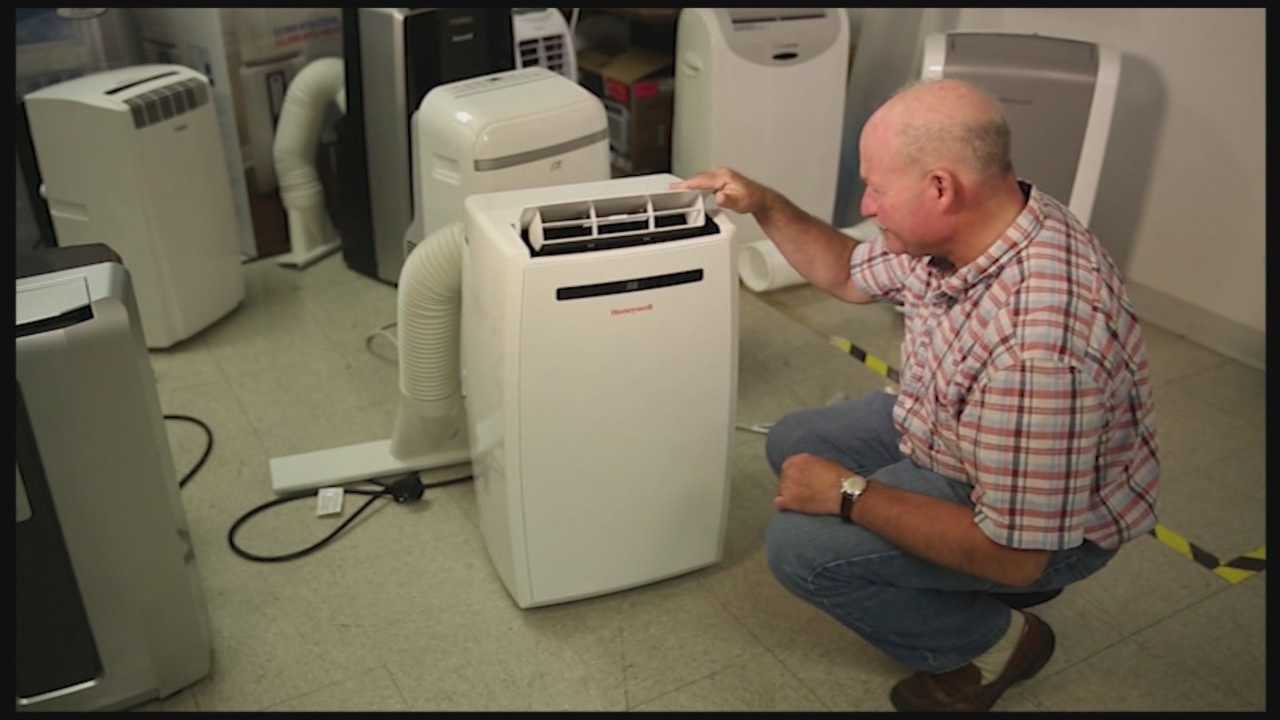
[23,64,245,349]
[461,175,738,608]
[240,51,308,195]
[405,66,609,258]
[511,8,577,81]
[922,32,1119,228]
[672,8,849,254]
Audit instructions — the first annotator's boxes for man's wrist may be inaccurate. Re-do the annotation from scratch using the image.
[755,186,787,223]
[848,479,864,523]
[839,475,870,524]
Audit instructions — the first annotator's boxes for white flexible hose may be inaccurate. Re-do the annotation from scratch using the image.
[738,221,883,293]
[397,221,465,403]
[273,57,345,262]
[389,222,467,458]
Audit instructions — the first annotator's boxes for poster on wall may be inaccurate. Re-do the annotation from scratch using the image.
[15,8,102,96]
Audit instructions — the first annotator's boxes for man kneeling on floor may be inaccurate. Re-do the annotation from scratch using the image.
[675,78,1160,712]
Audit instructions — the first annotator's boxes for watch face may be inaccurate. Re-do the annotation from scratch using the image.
[842,476,865,495]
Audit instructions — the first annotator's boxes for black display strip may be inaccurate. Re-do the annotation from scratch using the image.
[16,305,94,339]
[732,13,824,25]
[557,269,704,301]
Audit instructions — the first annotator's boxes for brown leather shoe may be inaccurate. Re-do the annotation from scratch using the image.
[889,611,1055,712]
[993,588,1062,610]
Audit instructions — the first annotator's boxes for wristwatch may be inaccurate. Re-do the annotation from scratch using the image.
[839,475,868,524]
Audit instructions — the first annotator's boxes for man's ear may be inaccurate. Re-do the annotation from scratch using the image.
[927,169,958,211]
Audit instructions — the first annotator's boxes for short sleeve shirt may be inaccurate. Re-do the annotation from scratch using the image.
[848,182,1160,551]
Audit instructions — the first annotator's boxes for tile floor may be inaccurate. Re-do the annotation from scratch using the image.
[134,253,1266,712]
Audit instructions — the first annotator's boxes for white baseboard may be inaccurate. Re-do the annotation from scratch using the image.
[1126,280,1265,372]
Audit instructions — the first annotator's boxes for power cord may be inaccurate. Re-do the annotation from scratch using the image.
[227,474,472,563]
[164,414,213,489]
[161,411,474,562]
[365,321,398,364]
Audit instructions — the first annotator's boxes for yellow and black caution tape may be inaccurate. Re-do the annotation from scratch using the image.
[1213,547,1267,585]
[829,335,900,384]
[1149,524,1266,584]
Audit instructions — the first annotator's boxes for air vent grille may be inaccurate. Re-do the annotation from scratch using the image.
[516,34,568,77]
[122,78,209,129]
[520,191,718,256]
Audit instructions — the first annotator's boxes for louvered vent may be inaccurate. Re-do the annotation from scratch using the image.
[541,35,566,76]
[518,38,540,68]
[121,78,209,129]
[729,9,826,28]
[516,34,568,77]
[519,191,718,256]
[446,68,547,99]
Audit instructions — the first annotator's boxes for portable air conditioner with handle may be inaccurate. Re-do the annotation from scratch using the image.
[22,64,245,349]
[461,174,738,608]
[406,66,609,259]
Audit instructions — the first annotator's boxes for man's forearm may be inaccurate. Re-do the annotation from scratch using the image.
[755,189,858,294]
[851,479,1051,587]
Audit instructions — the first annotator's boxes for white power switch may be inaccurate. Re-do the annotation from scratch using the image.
[316,487,344,517]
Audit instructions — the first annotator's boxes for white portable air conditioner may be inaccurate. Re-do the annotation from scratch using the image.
[922,32,1119,227]
[511,8,577,81]
[461,175,738,608]
[23,64,245,349]
[405,66,609,258]
[240,51,307,195]
[672,8,850,253]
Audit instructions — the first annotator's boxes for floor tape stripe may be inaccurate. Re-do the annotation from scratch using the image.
[1217,548,1267,585]
[1214,566,1259,585]
[1150,525,1265,583]
[829,335,901,384]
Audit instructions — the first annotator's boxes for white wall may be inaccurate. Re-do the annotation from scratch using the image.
[835,8,1266,369]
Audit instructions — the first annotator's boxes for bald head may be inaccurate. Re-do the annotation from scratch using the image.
[866,79,1013,182]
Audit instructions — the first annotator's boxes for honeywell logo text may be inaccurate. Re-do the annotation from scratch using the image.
[611,304,653,317]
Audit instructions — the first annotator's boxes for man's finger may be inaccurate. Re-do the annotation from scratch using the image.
[671,175,719,191]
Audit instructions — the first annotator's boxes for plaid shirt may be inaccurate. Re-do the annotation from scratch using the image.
[849,182,1159,551]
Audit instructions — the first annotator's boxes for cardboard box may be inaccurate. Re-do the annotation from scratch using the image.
[576,48,614,99]
[578,47,674,175]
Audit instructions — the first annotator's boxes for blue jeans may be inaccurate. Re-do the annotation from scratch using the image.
[764,391,1116,673]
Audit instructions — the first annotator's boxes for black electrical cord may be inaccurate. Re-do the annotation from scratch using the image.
[227,473,472,563]
[164,414,214,489]
[159,412,478,562]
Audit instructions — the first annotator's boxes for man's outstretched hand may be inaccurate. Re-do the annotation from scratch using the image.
[671,167,771,216]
